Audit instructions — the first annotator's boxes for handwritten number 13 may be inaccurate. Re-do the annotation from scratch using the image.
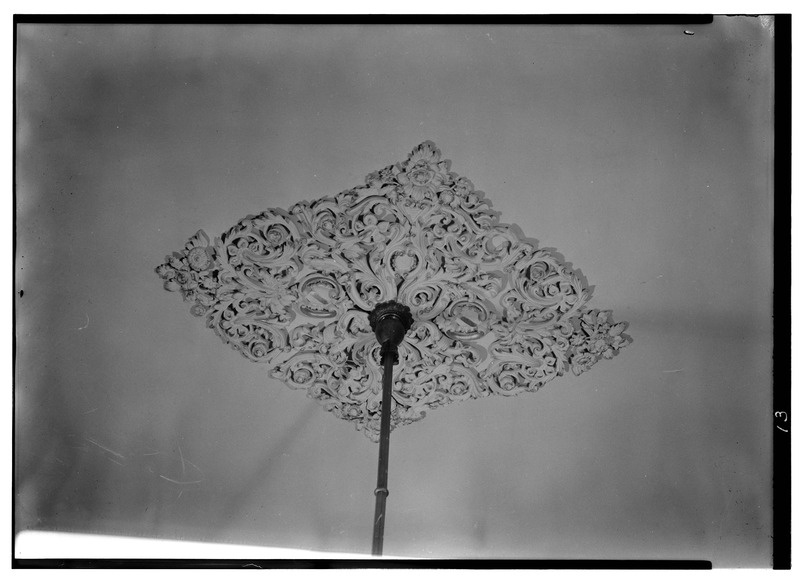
[775,411,789,432]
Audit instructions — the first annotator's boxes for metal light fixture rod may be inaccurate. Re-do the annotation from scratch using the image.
[368,301,413,557]
[371,344,395,556]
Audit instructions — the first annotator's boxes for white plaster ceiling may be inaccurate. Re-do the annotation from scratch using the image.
[15,19,773,564]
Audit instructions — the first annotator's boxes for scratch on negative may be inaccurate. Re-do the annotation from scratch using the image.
[82,408,98,414]
[108,457,125,466]
[662,369,685,373]
[78,314,90,331]
[178,444,186,476]
[183,458,203,474]
[159,475,202,485]
[84,437,125,459]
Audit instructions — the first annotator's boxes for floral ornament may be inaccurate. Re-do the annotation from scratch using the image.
[258,271,290,301]
[452,176,475,199]
[395,141,453,202]
[157,141,630,440]
[156,230,221,315]
[365,164,397,188]
[255,273,296,321]
[568,310,631,375]
[570,352,599,376]
[182,230,214,270]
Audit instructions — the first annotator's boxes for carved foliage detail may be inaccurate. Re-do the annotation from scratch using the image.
[156,141,631,440]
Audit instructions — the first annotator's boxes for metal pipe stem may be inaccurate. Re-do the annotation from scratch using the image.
[367,302,412,557]
[371,343,396,556]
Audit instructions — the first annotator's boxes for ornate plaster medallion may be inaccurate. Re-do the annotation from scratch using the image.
[156,141,631,440]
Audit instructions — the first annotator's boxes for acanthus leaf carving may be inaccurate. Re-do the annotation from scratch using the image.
[156,141,631,441]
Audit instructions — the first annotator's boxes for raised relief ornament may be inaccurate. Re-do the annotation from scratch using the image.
[156,142,631,440]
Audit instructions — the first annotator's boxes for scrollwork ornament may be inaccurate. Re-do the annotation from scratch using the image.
[156,141,631,441]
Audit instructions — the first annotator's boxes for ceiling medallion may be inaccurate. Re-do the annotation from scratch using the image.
[156,141,631,441]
